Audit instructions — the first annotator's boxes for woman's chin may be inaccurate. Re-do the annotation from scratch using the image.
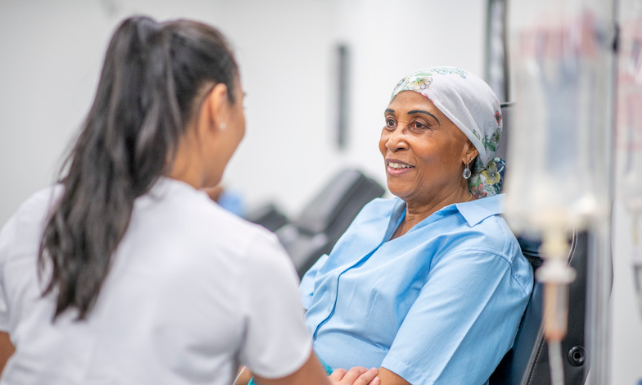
[386,184,410,200]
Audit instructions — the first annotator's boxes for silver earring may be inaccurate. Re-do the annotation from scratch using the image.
[463,161,471,179]
[220,122,227,130]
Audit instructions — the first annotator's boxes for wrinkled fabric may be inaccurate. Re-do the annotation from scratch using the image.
[391,66,505,197]
[300,195,533,384]
[0,179,311,385]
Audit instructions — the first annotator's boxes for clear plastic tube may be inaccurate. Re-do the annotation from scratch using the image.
[548,339,566,385]
[540,269,575,340]
[536,232,576,385]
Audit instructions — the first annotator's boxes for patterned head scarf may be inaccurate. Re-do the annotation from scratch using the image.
[390,66,505,198]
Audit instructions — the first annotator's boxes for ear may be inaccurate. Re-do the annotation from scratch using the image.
[197,83,230,137]
[461,140,479,165]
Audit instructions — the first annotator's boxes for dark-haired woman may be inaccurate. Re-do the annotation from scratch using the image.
[0,16,377,385]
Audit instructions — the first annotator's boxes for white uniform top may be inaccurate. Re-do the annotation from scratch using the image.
[0,178,312,385]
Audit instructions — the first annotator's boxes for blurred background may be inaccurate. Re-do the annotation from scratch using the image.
[0,0,486,223]
[0,0,640,384]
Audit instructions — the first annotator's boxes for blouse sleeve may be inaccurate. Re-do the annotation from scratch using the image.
[238,232,313,379]
[381,248,531,385]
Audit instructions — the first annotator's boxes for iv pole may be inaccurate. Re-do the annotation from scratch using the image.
[584,1,617,383]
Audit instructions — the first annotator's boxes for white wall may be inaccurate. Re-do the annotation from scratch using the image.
[0,0,115,224]
[0,0,485,222]
[333,0,486,193]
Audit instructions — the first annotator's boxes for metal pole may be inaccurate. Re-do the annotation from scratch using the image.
[586,2,617,381]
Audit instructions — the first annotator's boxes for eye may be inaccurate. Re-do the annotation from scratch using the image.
[412,120,426,130]
[385,118,396,129]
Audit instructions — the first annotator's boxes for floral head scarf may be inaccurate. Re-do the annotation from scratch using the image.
[390,66,505,198]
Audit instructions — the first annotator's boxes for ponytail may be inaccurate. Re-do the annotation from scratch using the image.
[39,16,238,320]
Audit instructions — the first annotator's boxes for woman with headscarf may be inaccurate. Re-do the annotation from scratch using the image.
[299,67,534,385]
[0,16,379,385]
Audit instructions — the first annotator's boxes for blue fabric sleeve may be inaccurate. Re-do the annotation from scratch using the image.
[381,248,530,385]
[299,254,329,310]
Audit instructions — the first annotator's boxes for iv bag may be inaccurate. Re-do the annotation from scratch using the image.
[504,0,615,236]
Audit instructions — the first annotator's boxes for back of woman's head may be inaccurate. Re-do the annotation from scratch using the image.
[39,16,238,320]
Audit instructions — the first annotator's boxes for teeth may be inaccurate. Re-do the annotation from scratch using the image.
[388,162,412,169]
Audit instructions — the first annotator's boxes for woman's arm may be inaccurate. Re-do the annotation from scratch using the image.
[0,331,14,376]
[378,249,532,384]
[254,349,379,385]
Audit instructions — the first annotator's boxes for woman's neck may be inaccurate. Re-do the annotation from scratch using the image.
[392,184,472,240]
[167,125,205,189]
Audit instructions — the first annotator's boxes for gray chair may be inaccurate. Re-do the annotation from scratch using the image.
[245,169,385,277]
[275,169,385,277]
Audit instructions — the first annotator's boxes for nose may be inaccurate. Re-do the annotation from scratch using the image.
[385,128,408,152]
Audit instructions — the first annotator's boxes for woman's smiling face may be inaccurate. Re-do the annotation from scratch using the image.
[379,91,477,203]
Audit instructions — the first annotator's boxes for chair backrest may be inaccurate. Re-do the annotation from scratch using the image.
[244,203,289,233]
[276,169,385,277]
[489,233,589,385]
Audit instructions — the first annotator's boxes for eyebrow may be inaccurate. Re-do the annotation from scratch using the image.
[385,108,440,125]
[408,110,440,125]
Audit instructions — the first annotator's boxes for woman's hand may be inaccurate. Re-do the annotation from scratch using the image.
[329,367,380,385]
[253,349,379,385]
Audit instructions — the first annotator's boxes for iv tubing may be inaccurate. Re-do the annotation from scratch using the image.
[548,339,565,385]
[537,228,576,385]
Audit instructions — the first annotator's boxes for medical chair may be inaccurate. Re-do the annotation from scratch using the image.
[489,232,589,385]
[245,203,289,233]
[275,169,385,277]
[245,169,385,277]
[490,102,590,384]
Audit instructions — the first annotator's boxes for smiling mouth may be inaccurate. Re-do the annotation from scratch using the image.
[387,162,414,170]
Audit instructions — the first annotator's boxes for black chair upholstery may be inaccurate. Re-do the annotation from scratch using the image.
[244,203,289,233]
[489,232,589,385]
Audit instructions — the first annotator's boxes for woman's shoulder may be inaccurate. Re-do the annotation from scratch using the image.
[96,178,292,273]
[0,185,63,267]
[1,185,62,233]
[141,178,282,257]
[451,194,523,262]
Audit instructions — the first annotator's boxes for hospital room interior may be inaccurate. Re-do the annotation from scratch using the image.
[0,0,641,384]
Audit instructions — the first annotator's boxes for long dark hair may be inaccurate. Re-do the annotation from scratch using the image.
[38,16,239,320]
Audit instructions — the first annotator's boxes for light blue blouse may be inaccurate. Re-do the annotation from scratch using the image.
[299,194,533,385]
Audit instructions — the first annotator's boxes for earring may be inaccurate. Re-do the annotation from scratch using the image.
[463,160,471,179]
[220,122,227,130]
